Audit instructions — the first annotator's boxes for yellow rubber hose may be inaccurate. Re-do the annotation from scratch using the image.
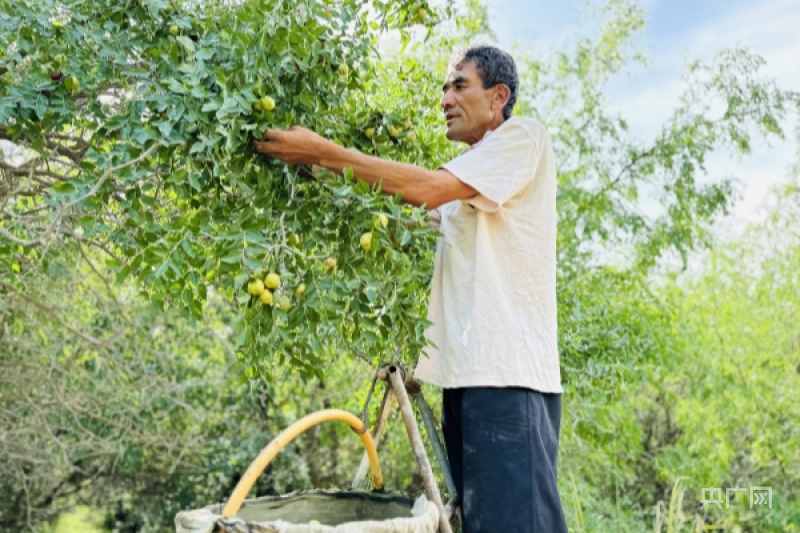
[222,409,383,518]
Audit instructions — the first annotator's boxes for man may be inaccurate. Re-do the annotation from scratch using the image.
[253,45,566,533]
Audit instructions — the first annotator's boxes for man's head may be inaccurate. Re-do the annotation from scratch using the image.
[440,45,519,145]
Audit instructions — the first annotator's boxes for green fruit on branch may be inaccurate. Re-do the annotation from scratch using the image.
[259,289,273,305]
[265,272,280,289]
[253,99,263,111]
[360,231,373,251]
[323,257,337,271]
[373,213,389,228]
[389,125,400,137]
[295,283,307,297]
[405,131,417,142]
[248,278,265,296]
[338,64,349,77]
[281,295,292,311]
[287,233,301,246]
[52,20,64,29]
[169,25,179,36]
[64,75,80,92]
[364,127,375,139]
[260,95,276,111]
[403,119,412,129]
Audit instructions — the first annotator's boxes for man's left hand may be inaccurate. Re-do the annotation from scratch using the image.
[251,126,328,166]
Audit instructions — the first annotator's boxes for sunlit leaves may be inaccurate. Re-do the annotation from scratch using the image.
[0,0,448,379]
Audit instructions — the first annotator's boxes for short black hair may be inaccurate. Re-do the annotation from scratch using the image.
[450,45,519,120]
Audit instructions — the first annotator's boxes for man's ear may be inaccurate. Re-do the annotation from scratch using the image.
[492,84,511,114]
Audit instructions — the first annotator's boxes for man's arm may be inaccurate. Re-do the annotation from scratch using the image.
[252,127,477,209]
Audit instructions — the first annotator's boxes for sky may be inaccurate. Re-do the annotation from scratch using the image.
[488,0,800,224]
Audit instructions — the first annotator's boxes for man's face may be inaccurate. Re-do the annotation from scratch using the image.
[440,60,499,145]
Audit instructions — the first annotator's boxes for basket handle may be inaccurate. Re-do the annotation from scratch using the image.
[222,409,383,518]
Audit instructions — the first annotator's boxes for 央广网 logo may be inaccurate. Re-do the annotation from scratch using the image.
[700,486,772,509]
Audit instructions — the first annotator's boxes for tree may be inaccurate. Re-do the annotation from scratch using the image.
[514,0,797,403]
[657,179,800,531]
[0,0,444,381]
[0,242,253,530]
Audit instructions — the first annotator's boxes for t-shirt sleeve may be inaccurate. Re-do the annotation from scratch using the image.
[440,121,539,212]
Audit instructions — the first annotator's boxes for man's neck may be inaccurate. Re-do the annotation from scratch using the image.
[466,117,507,146]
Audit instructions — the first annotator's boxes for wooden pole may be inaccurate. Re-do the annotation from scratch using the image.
[386,365,453,533]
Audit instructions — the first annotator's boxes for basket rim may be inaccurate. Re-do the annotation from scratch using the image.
[205,488,419,515]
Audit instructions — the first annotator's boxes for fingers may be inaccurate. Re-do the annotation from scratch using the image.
[262,129,282,140]
[253,129,281,155]
[260,126,305,141]
[251,139,268,154]
[252,127,312,164]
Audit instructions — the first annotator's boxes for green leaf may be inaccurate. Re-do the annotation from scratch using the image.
[176,36,196,53]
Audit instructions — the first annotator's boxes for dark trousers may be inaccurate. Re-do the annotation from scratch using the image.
[442,387,567,533]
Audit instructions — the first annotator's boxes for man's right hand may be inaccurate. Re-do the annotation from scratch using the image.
[252,126,331,166]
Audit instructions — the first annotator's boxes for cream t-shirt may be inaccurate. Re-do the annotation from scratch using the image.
[414,117,562,393]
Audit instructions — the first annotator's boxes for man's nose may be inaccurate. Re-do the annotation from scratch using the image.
[440,90,454,111]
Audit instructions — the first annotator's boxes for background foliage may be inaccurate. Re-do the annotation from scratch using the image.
[1,0,798,531]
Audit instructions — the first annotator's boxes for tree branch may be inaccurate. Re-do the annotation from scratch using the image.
[0,141,179,247]
[75,241,134,326]
[597,146,656,198]
[0,280,105,347]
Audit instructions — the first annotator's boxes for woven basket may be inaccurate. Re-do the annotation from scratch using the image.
[175,490,438,533]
